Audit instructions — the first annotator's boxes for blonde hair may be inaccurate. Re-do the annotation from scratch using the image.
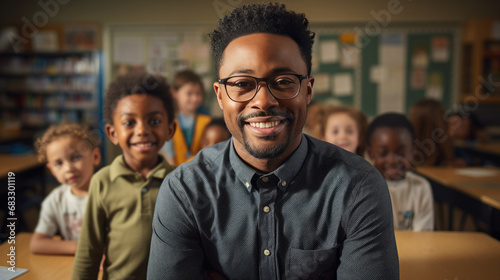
[320,105,368,156]
[35,123,101,163]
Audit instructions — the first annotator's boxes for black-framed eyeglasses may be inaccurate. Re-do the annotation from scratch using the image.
[218,74,309,103]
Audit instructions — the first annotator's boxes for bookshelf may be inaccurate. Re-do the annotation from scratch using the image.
[0,51,103,139]
[462,19,500,104]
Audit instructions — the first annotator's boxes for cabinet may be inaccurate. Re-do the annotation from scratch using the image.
[462,19,500,104]
[0,51,103,138]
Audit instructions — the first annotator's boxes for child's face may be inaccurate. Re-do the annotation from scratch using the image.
[106,94,175,171]
[323,112,359,154]
[201,125,231,149]
[174,82,204,115]
[368,127,413,181]
[448,115,471,139]
[46,136,100,194]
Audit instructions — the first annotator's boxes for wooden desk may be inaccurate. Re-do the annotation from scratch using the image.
[396,231,500,280]
[416,166,500,238]
[0,154,42,179]
[454,141,500,166]
[2,232,500,280]
[0,233,74,279]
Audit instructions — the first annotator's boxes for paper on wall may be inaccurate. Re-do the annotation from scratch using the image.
[313,73,330,95]
[332,73,353,96]
[341,45,360,68]
[320,40,339,63]
[114,36,145,65]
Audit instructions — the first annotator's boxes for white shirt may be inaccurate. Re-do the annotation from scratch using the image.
[34,184,88,240]
[387,171,434,231]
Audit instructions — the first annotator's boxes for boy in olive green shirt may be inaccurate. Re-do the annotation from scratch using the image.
[72,73,176,280]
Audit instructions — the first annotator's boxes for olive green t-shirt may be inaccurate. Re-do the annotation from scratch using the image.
[72,155,175,280]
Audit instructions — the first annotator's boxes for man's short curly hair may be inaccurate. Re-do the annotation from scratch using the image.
[103,72,175,125]
[209,2,315,79]
[35,123,101,163]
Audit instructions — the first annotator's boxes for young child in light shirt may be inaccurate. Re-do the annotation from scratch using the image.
[31,123,101,254]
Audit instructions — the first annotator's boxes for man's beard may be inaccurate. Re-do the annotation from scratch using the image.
[237,109,294,159]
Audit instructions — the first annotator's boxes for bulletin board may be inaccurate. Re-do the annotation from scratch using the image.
[310,23,461,117]
[107,24,220,115]
[106,23,461,119]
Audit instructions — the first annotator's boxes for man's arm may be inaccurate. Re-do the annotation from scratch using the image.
[337,169,399,279]
[147,176,206,280]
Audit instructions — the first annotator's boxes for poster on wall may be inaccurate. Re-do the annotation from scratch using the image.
[431,37,450,62]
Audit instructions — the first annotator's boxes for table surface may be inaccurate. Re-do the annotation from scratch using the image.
[396,231,500,280]
[416,166,500,209]
[455,141,500,156]
[0,154,42,179]
[1,232,499,280]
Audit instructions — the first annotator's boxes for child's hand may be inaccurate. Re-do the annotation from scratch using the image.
[205,271,226,280]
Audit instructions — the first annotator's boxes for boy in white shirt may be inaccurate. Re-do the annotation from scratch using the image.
[366,113,434,231]
[31,123,101,254]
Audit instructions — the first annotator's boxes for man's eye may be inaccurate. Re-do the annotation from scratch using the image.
[151,119,161,125]
[123,120,134,126]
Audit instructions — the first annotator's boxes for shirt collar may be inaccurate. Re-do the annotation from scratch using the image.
[110,155,173,182]
[229,134,308,192]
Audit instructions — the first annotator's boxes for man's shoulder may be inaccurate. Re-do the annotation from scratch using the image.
[305,135,374,174]
[172,140,228,177]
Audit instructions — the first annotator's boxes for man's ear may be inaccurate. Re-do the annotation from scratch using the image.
[213,82,224,111]
[306,76,314,105]
[105,124,119,145]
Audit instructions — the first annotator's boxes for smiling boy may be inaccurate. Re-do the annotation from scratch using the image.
[72,73,176,280]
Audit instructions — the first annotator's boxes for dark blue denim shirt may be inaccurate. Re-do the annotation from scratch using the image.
[148,134,399,280]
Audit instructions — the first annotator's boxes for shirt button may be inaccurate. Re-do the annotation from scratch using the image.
[262,177,269,182]
[281,181,287,187]
[141,188,147,193]
[263,249,271,256]
[245,182,250,189]
[263,206,270,213]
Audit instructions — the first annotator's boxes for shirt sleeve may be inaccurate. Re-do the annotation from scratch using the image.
[147,175,206,280]
[337,169,400,280]
[33,190,59,237]
[413,178,435,231]
[71,176,107,280]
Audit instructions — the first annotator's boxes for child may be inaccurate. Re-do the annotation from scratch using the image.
[366,113,434,231]
[320,105,367,156]
[161,70,211,166]
[71,72,176,280]
[200,118,231,149]
[448,111,489,166]
[30,123,101,255]
[409,99,455,167]
[303,101,324,139]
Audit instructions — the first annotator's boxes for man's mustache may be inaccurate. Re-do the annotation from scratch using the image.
[238,109,294,127]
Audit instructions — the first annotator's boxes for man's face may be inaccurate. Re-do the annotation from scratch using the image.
[213,33,313,168]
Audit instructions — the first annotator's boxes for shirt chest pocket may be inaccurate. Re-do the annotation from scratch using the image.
[286,245,340,280]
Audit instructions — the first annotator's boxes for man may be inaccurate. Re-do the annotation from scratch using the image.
[148,3,399,279]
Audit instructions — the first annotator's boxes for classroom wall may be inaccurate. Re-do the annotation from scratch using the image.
[1,0,500,25]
